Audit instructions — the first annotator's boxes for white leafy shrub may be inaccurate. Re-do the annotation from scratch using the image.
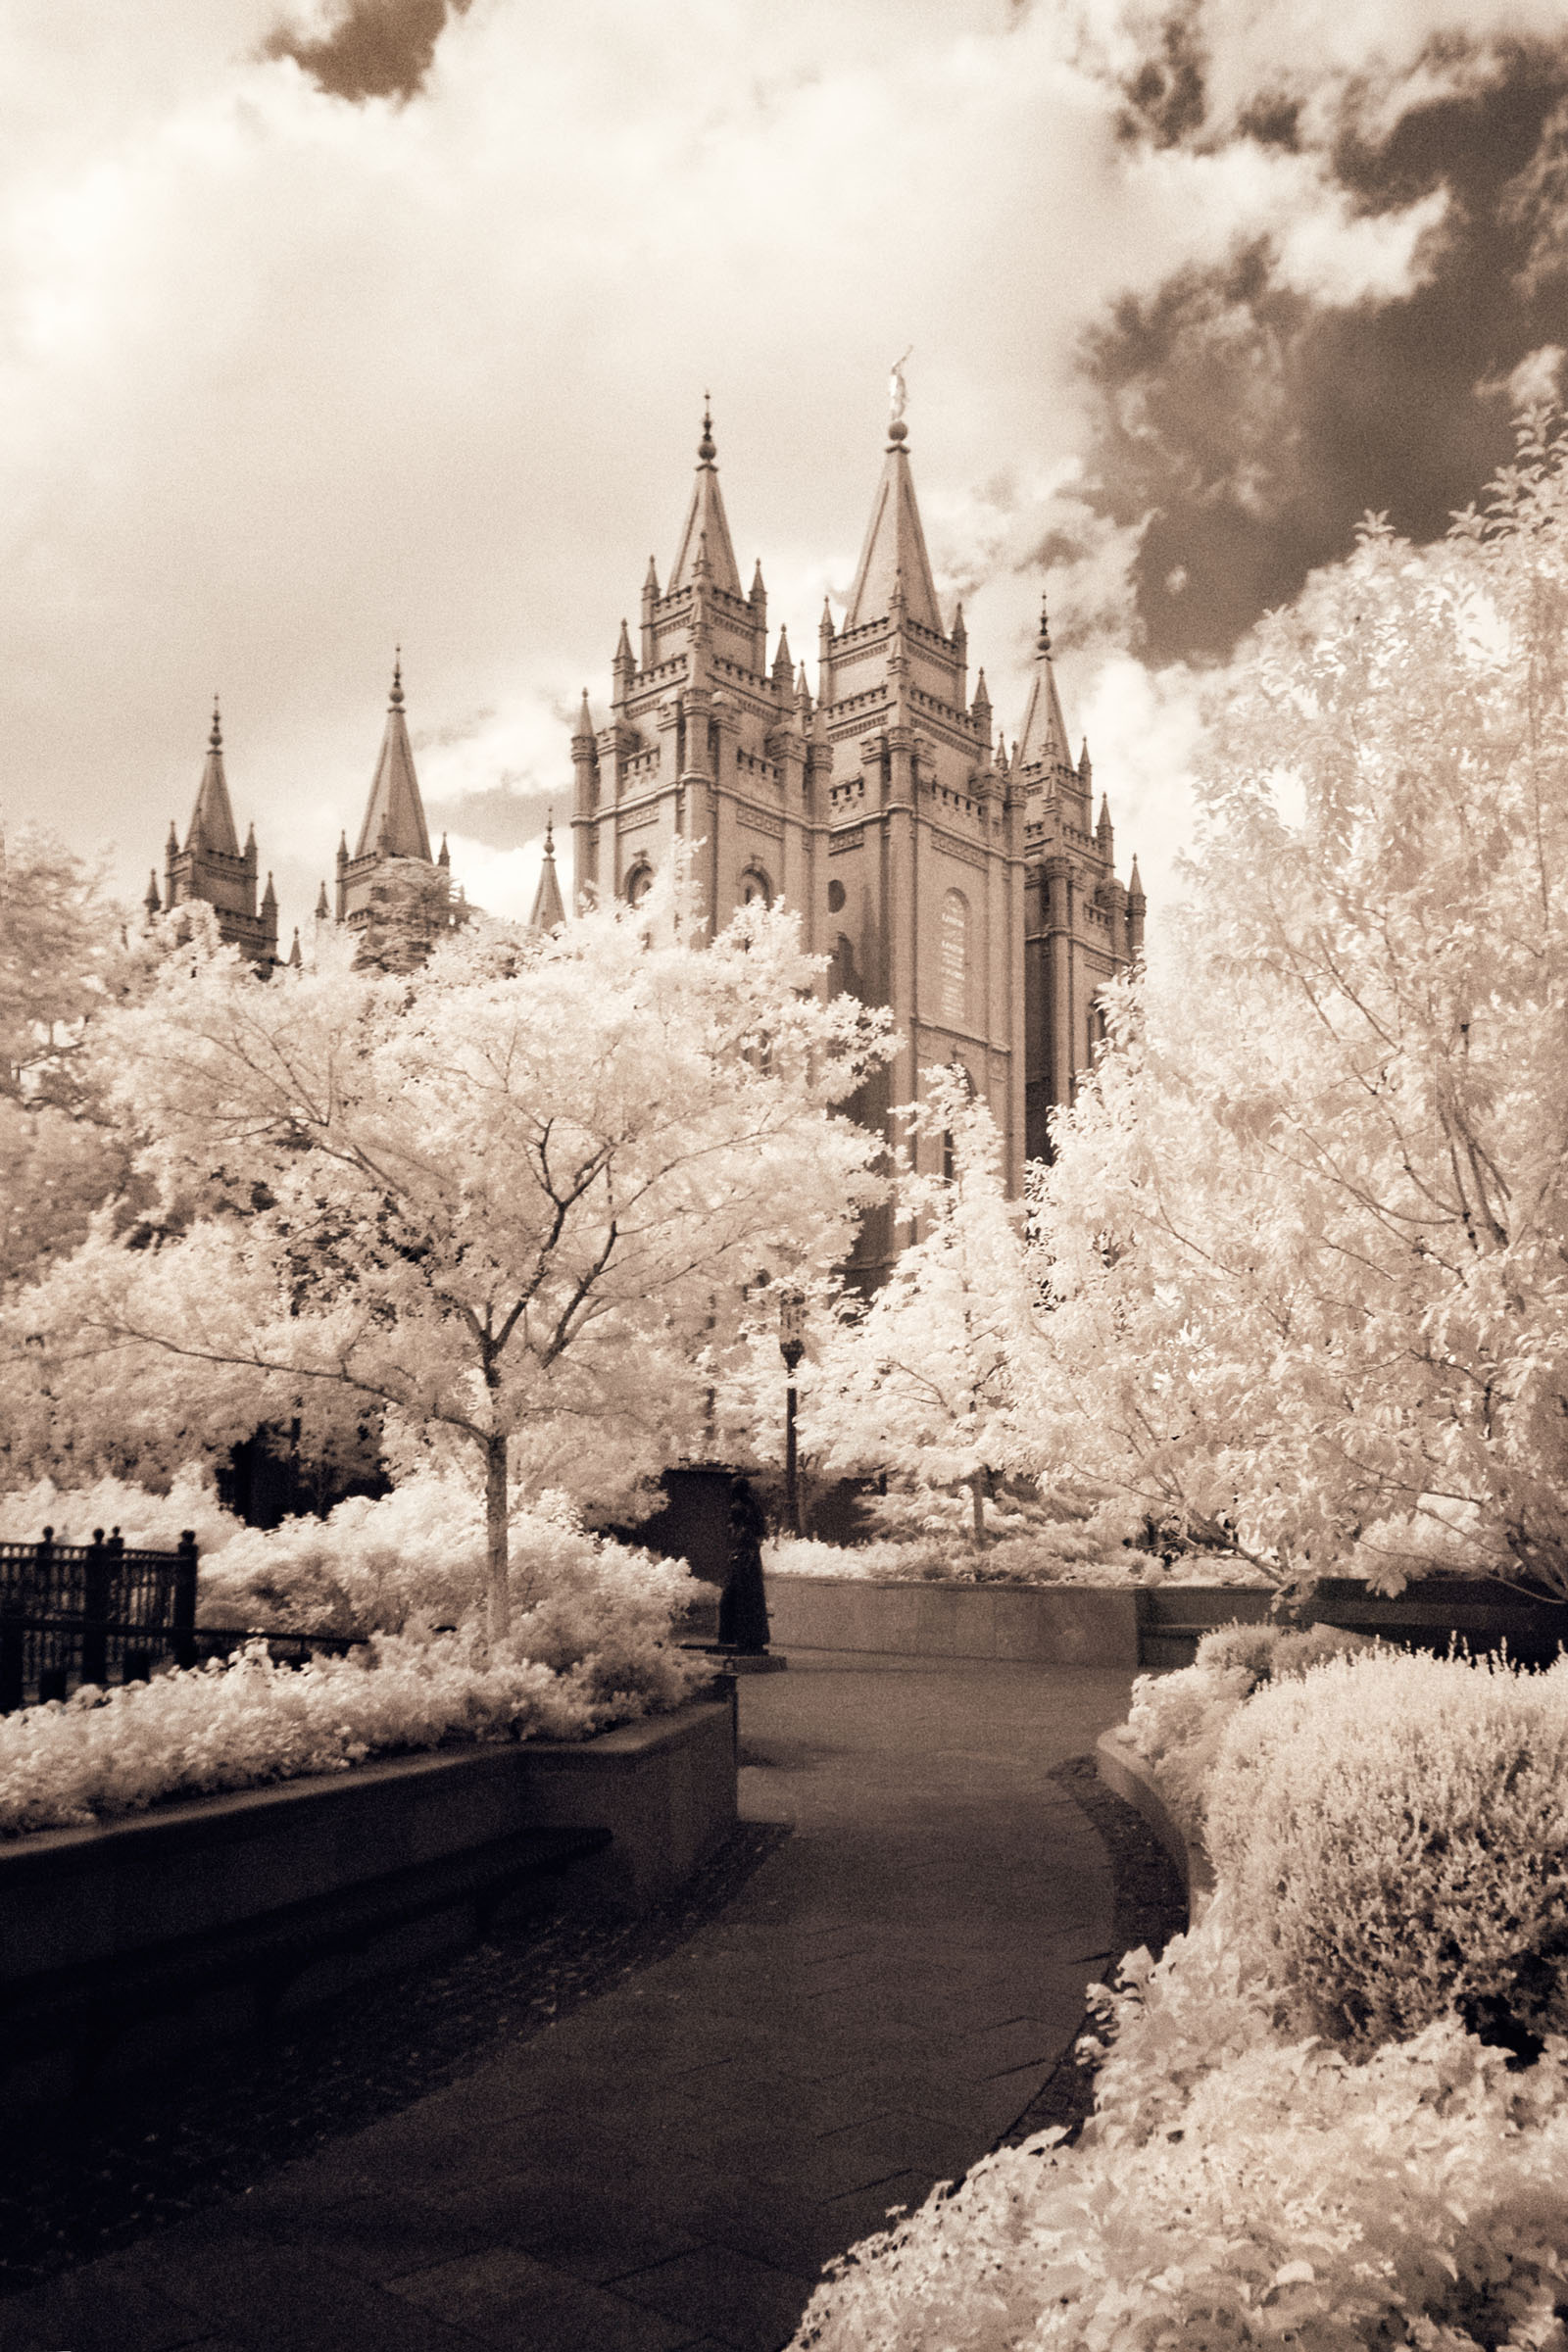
[193,1474,662,1639]
[0,1626,707,1838]
[791,2000,1568,2351]
[1207,1646,1568,2052]
[1121,1619,1374,1840]
[0,1463,235,1554]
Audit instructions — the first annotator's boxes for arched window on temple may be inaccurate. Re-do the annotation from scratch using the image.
[830,933,857,1000]
[940,888,969,1030]
[740,865,772,908]
[625,859,654,906]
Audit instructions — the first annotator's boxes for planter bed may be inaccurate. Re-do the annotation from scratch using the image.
[0,1692,736,2116]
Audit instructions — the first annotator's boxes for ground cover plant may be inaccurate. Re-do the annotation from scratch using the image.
[790,1644,1568,2350]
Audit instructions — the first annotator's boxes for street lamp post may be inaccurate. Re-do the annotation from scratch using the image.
[778,1287,806,1538]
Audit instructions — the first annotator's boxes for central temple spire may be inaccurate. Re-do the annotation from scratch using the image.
[185,694,241,858]
[844,411,942,633]
[354,650,432,862]
[666,400,743,598]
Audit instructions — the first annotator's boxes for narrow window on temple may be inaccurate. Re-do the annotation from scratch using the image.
[940,888,969,1029]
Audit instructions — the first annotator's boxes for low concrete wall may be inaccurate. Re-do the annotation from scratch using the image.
[0,1696,736,2109]
[764,1574,1141,1666]
[1095,1729,1213,1920]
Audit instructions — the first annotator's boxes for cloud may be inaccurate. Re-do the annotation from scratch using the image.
[260,0,474,102]
[7,0,1568,960]
[422,783,555,853]
[1050,16,1568,662]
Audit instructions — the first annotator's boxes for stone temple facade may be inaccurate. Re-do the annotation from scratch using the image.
[152,405,1145,1268]
[569,409,1145,1267]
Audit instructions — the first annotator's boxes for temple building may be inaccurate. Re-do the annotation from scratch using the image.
[149,701,278,967]
[153,405,1143,1245]
[568,407,1145,1260]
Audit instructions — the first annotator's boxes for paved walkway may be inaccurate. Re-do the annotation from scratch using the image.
[0,1653,1137,2352]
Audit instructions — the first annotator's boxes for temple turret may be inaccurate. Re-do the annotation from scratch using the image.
[612,618,636,707]
[528,812,567,934]
[336,657,459,951]
[162,700,277,966]
[666,405,742,598]
[1012,599,1075,798]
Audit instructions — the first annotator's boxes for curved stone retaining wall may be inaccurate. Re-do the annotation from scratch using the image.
[1094,1730,1213,1919]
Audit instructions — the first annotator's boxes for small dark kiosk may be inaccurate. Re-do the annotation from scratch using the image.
[626,1465,787,1674]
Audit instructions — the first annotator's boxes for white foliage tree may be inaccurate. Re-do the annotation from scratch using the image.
[6,870,892,1635]
[807,1069,1045,1544]
[1034,415,1568,1596]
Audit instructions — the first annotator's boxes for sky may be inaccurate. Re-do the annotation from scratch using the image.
[3,0,1567,948]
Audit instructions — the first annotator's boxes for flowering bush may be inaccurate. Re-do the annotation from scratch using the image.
[1208,1646,1568,2054]
[0,1626,708,1838]
[1120,1619,1374,1840]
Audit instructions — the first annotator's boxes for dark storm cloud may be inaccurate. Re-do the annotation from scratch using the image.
[1067,33,1568,664]
[261,0,473,103]
[422,784,556,852]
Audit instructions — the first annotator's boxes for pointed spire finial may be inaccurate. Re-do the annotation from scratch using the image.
[315,879,329,920]
[287,927,302,969]
[261,870,276,906]
[144,869,162,914]
[888,345,911,446]
[1037,597,1052,658]
[698,396,716,466]
[438,831,451,869]
[543,808,556,856]
[209,695,222,753]
[390,647,404,709]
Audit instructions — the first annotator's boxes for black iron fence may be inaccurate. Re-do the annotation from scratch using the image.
[0,1527,363,1713]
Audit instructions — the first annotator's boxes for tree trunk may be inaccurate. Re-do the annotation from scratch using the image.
[484,1430,510,1642]
[970,1471,988,1546]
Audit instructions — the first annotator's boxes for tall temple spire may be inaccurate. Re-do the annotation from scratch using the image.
[185,694,241,858]
[354,650,432,862]
[1013,594,1074,779]
[844,409,942,633]
[666,398,743,597]
[528,811,566,934]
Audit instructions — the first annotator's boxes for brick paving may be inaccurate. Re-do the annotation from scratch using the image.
[0,1652,1139,2352]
